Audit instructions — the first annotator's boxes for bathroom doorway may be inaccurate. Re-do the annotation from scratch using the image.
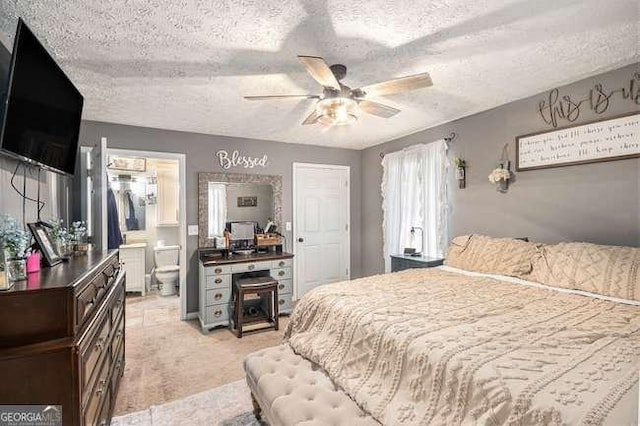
[105,148,187,321]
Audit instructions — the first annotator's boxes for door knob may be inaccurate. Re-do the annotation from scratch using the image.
[298,237,304,242]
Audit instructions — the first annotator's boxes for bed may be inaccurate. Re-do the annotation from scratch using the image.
[248,235,640,425]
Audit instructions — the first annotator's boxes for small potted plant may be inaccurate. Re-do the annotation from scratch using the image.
[452,157,466,189]
[488,164,512,193]
[50,218,73,257]
[70,221,88,254]
[0,215,30,285]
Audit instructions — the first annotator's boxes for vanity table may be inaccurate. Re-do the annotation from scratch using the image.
[198,250,294,332]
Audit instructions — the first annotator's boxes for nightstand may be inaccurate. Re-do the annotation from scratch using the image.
[390,254,444,272]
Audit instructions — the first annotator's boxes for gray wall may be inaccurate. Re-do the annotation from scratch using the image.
[225,183,273,225]
[78,121,362,314]
[361,63,640,277]
[0,156,70,227]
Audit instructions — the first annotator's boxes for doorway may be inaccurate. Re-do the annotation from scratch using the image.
[80,143,188,320]
[293,163,350,300]
[108,149,187,320]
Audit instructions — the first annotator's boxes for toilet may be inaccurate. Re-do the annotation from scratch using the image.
[153,244,180,296]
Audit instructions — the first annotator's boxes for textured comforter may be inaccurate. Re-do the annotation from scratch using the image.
[285,268,640,425]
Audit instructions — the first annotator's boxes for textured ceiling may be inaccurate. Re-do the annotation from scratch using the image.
[0,0,638,150]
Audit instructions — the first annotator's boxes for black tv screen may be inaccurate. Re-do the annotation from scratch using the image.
[0,19,83,175]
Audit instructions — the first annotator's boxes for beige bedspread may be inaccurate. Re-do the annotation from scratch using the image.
[285,268,640,426]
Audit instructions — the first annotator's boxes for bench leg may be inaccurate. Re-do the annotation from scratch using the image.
[251,392,262,420]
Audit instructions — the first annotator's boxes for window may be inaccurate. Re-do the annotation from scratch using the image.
[381,140,448,272]
[207,182,226,237]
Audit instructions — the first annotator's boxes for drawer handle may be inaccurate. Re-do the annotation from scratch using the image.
[96,378,107,395]
[279,299,285,305]
[278,284,284,290]
[214,268,222,274]
[248,264,255,270]
[96,338,105,352]
[214,310,223,317]
[214,278,223,284]
[279,261,285,266]
[214,293,223,300]
[278,271,285,277]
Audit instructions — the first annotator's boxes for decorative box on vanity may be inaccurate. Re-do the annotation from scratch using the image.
[0,251,126,426]
[198,250,294,332]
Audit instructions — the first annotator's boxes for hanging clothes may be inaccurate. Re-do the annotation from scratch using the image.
[125,191,139,230]
[107,188,123,250]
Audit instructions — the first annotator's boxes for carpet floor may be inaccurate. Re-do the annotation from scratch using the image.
[112,380,259,426]
[115,292,287,416]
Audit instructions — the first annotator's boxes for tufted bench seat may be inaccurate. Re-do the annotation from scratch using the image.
[244,344,379,426]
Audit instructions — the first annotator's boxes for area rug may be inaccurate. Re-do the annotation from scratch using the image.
[111,380,260,426]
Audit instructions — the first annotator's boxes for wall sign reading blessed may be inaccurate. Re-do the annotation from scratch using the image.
[516,112,640,171]
[216,150,268,169]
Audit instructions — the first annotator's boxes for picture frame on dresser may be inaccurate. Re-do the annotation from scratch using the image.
[28,222,62,266]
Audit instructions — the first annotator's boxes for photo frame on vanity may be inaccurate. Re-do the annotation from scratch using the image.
[28,222,62,266]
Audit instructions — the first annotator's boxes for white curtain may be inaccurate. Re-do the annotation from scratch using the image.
[208,183,227,237]
[382,140,448,272]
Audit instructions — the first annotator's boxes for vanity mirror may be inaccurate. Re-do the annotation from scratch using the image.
[198,172,282,248]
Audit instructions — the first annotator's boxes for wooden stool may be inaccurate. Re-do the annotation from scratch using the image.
[232,276,279,338]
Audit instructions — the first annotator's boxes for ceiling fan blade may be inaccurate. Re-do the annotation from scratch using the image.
[297,56,341,90]
[357,100,401,118]
[244,94,320,101]
[356,72,433,97]
[302,110,320,125]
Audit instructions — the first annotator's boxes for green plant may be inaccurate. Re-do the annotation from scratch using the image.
[49,218,70,244]
[452,157,466,168]
[0,215,30,259]
[70,221,87,243]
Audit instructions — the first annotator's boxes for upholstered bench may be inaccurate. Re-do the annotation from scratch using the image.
[244,344,379,426]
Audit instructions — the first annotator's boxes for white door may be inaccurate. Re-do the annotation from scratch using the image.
[293,163,350,299]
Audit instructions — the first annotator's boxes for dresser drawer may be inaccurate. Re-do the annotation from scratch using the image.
[205,287,231,305]
[231,261,271,273]
[271,258,293,268]
[76,283,98,329]
[79,312,111,406]
[204,304,229,324]
[203,265,231,276]
[75,256,121,330]
[110,277,125,325]
[277,293,293,313]
[110,314,125,357]
[110,341,125,404]
[205,273,230,290]
[83,352,111,426]
[276,279,293,295]
[96,390,111,426]
[272,267,292,280]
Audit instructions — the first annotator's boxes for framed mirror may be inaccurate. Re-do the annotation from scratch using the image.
[198,172,282,248]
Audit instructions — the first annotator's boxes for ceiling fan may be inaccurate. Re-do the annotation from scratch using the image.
[244,55,433,126]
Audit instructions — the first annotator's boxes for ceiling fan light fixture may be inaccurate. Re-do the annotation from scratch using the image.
[315,97,358,126]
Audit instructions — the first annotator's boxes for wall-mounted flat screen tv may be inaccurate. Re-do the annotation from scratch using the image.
[0,18,83,176]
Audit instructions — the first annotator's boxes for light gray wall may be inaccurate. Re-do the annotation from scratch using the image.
[78,121,362,314]
[361,63,640,277]
[225,183,273,225]
[0,156,70,227]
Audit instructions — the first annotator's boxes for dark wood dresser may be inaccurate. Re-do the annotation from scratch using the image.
[0,250,125,426]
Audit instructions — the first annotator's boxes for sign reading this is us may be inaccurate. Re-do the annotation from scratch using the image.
[216,150,269,169]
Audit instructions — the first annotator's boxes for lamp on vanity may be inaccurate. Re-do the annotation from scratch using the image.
[409,226,423,257]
